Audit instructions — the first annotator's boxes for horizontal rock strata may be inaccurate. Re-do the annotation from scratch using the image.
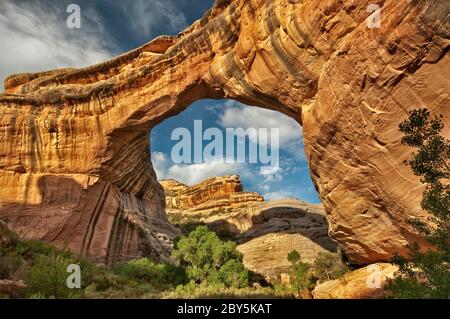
[162,178,337,283]
[161,175,263,213]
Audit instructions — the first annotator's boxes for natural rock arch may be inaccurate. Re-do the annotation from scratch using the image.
[0,0,448,264]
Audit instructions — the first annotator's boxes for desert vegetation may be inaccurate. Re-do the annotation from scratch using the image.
[1,222,350,299]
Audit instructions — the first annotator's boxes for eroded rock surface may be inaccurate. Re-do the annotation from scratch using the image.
[162,177,337,283]
[235,199,337,283]
[312,263,398,299]
[161,175,263,214]
[0,0,449,263]
[0,280,26,299]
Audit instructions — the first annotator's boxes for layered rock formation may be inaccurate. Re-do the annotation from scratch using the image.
[235,199,337,283]
[162,177,337,283]
[161,175,263,214]
[312,263,398,299]
[0,0,448,263]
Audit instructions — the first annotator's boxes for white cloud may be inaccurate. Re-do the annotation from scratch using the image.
[0,1,113,91]
[263,191,296,201]
[217,101,304,158]
[151,151,251,186]
[118,0,187,39]
[167,161,247,186]
[259,166,281,176]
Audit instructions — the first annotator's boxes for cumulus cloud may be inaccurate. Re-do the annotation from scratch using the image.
[218,101,302,144]
[217,101,304,159]
[0,1,114,91]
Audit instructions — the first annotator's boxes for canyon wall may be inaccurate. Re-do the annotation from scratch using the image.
[162,176,337,283]
[0,0,448,264]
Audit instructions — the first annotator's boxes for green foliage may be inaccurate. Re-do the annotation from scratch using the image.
[287,250,301,264]
[163,281,291,299]
[387,108,450,299]
[114,258,187,288]
[214,260,249,288]
[312,252,350,281]
[172,226,249,288]
[286,251,316,292]
[285,250,349,295]
[292,261,316,291]
[25,254,81,299]
[388,246,450,298]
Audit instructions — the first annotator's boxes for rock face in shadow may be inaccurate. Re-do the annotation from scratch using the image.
[235,199,337,283]
[0,0,449,263]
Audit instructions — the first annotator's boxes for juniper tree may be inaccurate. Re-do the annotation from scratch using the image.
[387,108,450,298]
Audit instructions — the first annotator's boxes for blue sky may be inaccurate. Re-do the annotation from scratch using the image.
[0,0,320,203]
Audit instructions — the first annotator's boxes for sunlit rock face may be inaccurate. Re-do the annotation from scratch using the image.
[0,0,448,263]
[162,177,337,283]
[161,175,264,213]
[312,263,399,299]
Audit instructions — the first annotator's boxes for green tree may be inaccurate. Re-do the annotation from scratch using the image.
[172,226,249,288]
[214,259,249,288]
[287,250,301,264]
[386,108,450,299]
[286,250,316,292]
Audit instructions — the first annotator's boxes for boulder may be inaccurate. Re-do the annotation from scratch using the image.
[312,263,399,299]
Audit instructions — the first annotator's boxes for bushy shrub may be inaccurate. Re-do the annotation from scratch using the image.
[25,254,81,299]
[173,226,249,288]
[312,252,349,281]
[285,250,350,295]
[287,250,301,264]
[114,258,187,288]
[214,260,249,288]
[164,281,287,299]
[286,250,315,291]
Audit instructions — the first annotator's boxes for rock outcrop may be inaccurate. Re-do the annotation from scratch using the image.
[235,199,337,283]
[312,263,398,299]
[1,220,14,249]
[161,175,263,214]
[162,177,337,283]
[0,0,448,263]
[0,280,26,299]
